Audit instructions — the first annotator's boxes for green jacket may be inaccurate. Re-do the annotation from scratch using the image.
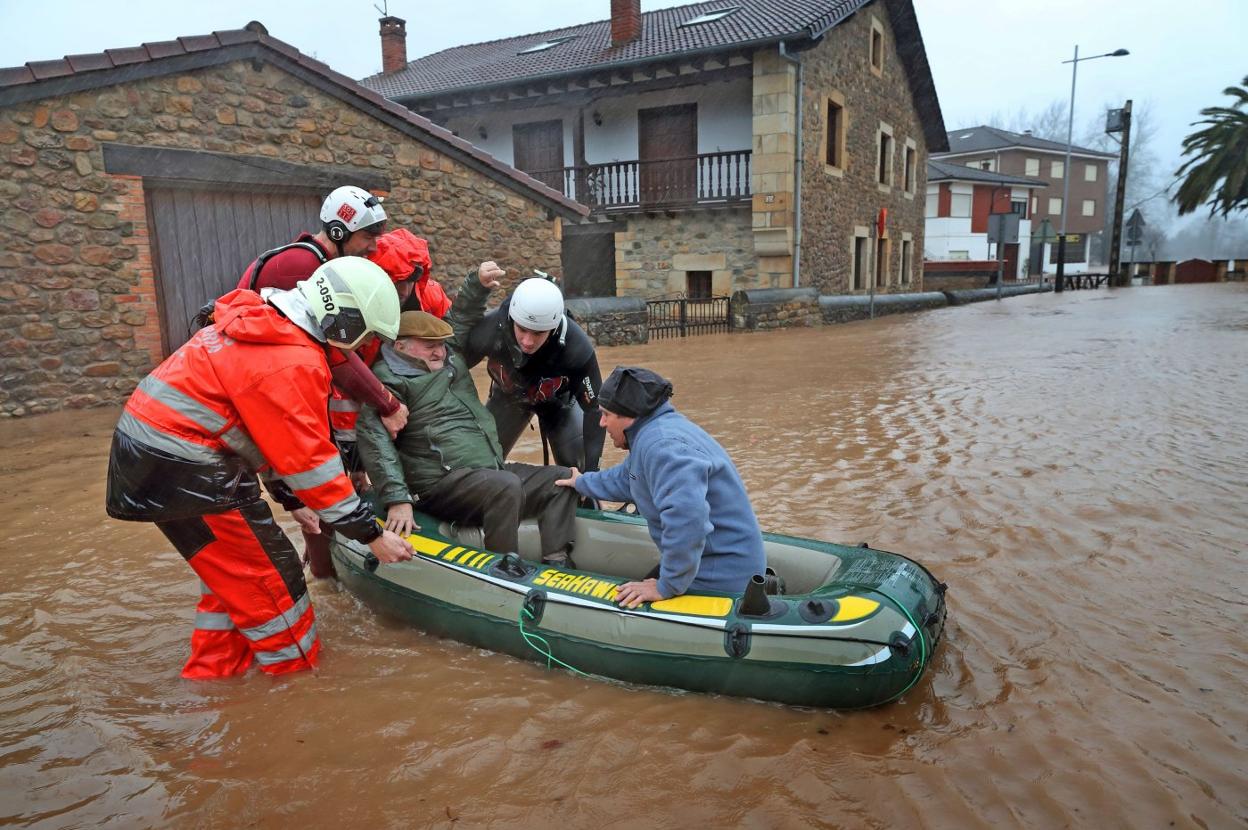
[356,272,501,507]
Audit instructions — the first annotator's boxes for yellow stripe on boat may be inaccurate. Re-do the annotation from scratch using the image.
[650,595,733,617]
[833,596,880,622]
[408,534,452,557]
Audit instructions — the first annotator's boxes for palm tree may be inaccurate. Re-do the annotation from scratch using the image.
[1174,76,1248,216]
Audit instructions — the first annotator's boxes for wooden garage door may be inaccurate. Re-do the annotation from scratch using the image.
[145,184,323,354]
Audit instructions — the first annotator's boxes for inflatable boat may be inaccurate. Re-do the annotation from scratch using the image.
[330,508,947,709]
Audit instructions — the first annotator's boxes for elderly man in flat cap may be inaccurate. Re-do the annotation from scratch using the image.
[356,263,578,567]
[557,366,765,608]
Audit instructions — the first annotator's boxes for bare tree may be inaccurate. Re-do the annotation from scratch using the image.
[984,100,1068,141]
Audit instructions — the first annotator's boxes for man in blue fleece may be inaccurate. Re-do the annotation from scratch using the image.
[555,366,765,608]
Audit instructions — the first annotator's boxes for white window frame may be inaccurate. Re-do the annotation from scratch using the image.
[1051,160,1065,178]
[950,188,972,218]
[1081,199,1096,217]
[1048,197,1063,215]
[1025,157,1040,176]
[1084,163,1098,182]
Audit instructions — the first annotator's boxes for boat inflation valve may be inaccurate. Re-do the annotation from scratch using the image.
[522,589,547,626]
[363,552,380,573]
[798,597,839,624]
[492,552,530,580]
[763,566,786,596]
[737,574,788,620]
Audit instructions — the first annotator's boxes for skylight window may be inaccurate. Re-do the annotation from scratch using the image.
[518,36,576,55]
[680,7,739,27]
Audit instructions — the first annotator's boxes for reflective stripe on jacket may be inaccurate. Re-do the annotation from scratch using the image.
[329,391,361,443]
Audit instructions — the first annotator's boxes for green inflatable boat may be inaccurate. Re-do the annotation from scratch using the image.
[330,508,947,709]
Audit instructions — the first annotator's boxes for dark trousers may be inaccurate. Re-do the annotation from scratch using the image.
[417,463,577,557]
[489,395,584,469]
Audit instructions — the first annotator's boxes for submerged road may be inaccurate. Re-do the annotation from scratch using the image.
[1,283,1244,828]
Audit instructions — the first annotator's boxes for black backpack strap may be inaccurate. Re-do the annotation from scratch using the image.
[246,241,328,291]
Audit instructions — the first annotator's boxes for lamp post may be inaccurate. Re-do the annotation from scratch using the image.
[1054,45,1129,293]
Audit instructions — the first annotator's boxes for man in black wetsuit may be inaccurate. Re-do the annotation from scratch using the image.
[461,275,605,473]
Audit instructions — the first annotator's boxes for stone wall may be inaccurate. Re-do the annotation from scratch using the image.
[564,296,647,345]
[796,3,929,295]
[614,207,756,297]
[0,60,564,417]
[750,49,797,288]
[730,287,820,330]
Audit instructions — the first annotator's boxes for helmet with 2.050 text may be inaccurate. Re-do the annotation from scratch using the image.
[298,257,400,350]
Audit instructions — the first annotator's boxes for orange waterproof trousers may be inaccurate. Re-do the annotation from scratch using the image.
[156,500,320,679]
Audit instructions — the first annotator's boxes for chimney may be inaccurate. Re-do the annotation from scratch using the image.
[611,0,642,47]
[380,16,407,74]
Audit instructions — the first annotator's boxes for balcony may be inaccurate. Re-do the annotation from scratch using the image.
[531,149,751,213]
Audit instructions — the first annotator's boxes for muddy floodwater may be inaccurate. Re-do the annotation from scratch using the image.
[1,284,1245,828]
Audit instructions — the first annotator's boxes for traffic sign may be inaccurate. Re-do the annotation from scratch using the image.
[1125,209,1146,245]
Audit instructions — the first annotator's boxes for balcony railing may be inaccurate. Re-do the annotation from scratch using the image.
[531,150,751,212]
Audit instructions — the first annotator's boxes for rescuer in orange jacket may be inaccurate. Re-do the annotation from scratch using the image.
[369,228,452,320]
[106,258,414,679]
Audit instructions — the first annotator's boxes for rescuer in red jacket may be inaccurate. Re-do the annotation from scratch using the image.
[106,257,414,679]
[234,186,409,578]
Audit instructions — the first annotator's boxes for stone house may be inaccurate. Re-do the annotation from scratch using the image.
[362,0,947,300]
[930,126,1114,273]
[0,22,586,417]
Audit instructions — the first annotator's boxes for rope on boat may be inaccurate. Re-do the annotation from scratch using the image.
[841,583,931,708]
[518,606,593,678]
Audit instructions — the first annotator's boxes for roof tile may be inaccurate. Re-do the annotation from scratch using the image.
[104,46,150,66]
[142,40,187,60]
[65,53,116,73]
[361,0,868,100]
[939,125,1115,159]
[178,35,224,53]
[213,29,261,47]
[27,59,74,80]
[0,66,35,86]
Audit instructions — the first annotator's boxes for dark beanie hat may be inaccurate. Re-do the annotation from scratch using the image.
[598,366,673,418]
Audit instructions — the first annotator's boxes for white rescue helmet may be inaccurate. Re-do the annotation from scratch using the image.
[508,277,565,332]
[320,186,387,243]
[298,257,400,350]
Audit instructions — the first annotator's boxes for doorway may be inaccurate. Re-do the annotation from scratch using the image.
[638,104,697,207]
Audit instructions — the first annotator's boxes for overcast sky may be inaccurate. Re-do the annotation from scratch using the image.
[2,0,1244,191]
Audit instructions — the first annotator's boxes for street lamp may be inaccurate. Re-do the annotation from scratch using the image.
[1054,45,1129,293]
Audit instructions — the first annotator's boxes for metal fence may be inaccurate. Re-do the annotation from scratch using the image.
[646,295,732,339]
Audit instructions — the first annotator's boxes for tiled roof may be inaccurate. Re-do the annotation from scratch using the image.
[362,0,869,100]
[937,125,1116,159]
[0,23,588,220]
[927,159,1047,188]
